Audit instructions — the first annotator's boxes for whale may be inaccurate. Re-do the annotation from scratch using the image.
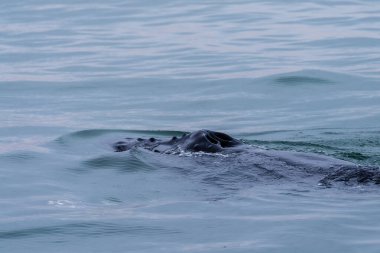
[113,129,380,187]
[113,129,243,154]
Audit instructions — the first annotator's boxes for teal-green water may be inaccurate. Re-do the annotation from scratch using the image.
[1,1,380,252]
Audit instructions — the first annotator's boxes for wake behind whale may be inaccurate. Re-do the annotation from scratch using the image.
[113,130,380,187]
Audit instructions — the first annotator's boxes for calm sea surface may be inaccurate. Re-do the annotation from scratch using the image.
[1,1,380,252]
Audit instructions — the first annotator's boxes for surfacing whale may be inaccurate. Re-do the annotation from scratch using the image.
[113,129,380,187]
[113,129,243,154]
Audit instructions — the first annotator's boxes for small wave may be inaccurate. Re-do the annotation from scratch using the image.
[59,129,186,139]
[268,69,355,86]
[275,76,332,85]
[0,222,177,239]
[83,151,155,172]
[1,152,37,161]
[51,129,188,157]
[247,139,336,152]
[54,129,187,148]
[340,152,370,161]
[267,69,359,86]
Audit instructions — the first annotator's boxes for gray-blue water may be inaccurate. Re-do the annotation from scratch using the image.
[1,1,380,252]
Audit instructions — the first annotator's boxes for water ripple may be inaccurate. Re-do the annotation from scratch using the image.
[0,222,177,239]
[1,0,379,81]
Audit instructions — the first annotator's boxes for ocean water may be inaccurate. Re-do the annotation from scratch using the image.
[1,0,380,252]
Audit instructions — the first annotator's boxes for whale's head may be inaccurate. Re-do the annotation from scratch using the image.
[179,130,242,153]
[113,129,243,154]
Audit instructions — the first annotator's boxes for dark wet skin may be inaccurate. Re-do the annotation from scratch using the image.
[113,129,243,154]
[113,129,380,187]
